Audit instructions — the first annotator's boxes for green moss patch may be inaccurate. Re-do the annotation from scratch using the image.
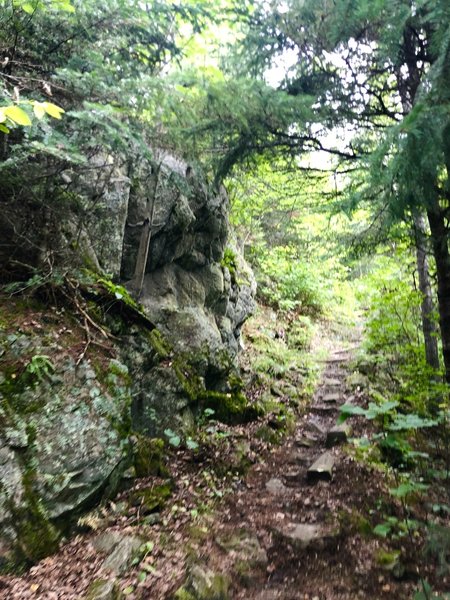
[128,482,173,513]
[148,329,172,360]
[8,468,60,570]
[133,436,168,478]
[199,390,263,425]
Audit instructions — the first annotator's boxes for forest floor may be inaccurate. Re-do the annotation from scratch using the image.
[0,319,444,599]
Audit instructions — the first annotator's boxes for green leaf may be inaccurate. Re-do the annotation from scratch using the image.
[141,541,154,554]
[123,586,134,596]
[389,482,428,498]
[388,413,438,431]
[413,580,432,600]
[338,403,366,422]
[54,0,75,12]
[33,102,46,120]
[0,124,10,133]
[4,105,32,126]
[186,438,199,450]
[42,102,65,119]
[365,401,399,419]
[373,523,391,537]
[164,429,181,447]
[138,571,147,583]
[21,2,35,13]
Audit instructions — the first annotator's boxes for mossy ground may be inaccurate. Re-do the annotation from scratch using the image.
[128,482,173,513]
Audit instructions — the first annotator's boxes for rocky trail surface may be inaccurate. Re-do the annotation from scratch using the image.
[190,344,418,600]
[0,338,422,599]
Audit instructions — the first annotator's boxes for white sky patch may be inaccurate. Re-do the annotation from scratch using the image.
[264,48,298,87]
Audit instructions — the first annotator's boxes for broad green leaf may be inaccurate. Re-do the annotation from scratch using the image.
[0,124,10,133]
[338,403,366,422]
[43,102,65,119]
[33,102,46,119]
[389,482,428,498]
[388,413,437,431]
[138,571,147,583]
[164,429,181,447]
[365,401,399,418]
[54,0,75,12]
[4,105,32,126]
[141,541,154,553]
[373,523,391,537]
[186,438,199,450]
[21,2,35,13]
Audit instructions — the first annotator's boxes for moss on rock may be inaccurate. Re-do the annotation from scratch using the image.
[11,469,60,566]
[133,436,168,478]
[128,482,172,513]
[85,578,124,600]
[174,564,230,600]
[198,390,263,425]
[148,329,172,360]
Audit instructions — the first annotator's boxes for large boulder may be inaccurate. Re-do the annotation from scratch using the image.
[0,151,257,567]
[121,156,256,367]
[0,325,131,571]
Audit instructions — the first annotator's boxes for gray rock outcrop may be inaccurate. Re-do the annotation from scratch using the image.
[0,332,131,569]
[0,152,257,568]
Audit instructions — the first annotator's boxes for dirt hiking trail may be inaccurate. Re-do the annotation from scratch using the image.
[194,342,418,600]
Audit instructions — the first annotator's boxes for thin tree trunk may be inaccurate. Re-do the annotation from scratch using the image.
[396,61,441,377]
[413,212,440,372]
[427,204,450,384]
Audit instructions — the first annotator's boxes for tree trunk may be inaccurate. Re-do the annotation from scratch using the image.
[427,204,450,383]
[395,59,441,374]
[413,213,440,372]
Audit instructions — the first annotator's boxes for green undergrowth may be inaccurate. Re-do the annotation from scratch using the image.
[241,304,320,408]
[339,262,450,598]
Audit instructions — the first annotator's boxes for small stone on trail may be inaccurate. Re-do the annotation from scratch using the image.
[306,419,326,435]
[265,478,287,495]
[324,356,346,363]
[217,530,267,567]
[326,424,351,447]
[84,578,122,600]
[311,403,337,413]
[175,564,230,600]
[92,532,123,554]
[307,452,335,482]
[322,393,340,404]
[102,535,143,575]
[294,435,317,448]
[324,378,341,386]
[274,522,337,550]
[283,470,302,482]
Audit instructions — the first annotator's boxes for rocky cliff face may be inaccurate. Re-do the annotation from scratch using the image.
[0,153,256,569]
[121,155,255,365]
